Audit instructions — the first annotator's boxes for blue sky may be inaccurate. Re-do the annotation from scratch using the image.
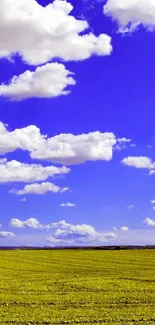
[0,0,155,246]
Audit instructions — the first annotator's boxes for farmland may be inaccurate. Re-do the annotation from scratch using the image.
[0,249,155,324]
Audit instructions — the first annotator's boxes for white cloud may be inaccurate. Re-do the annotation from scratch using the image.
[0,231,14,238]
[0,123,116,162]
[20,197,26,202]
[113,226,129,232]
[10,218,116,244]
[144,218,155,227]
[122,156,155,175]
[0,158,7,164]
[127,205,135,209]
[10,218,45,230]
[31,131,117,165]
[51,221,116,244]
[122,156,152,169]
[0,0,112,65]
[150,200,155,210]
[0,122,130,166]
[104,0,155,33]
[5,227,155,246]
[52,222,99,243]
[51,220,70,228]
[120,226,129,231]
[114,137,131,151]
[0,122,45,155]
[117,138,131,143]
[0,63,75,101]
[60,202,76,207]
[0,160,70,183]
[10,182,69,195]
[61,187,70,193]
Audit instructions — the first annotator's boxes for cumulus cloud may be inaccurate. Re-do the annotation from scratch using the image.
[10,218,116,244]
[144,218,155,227]
[0,122,129,166]
[60,202,76,207]
[104,0,155,33]
[122,156,152,169]
[122,156,155,175]
[120,226,129,231]
[0,231,14,238]
[10,218,46,230]
[0,63,75,101]
[0,122,130,165]
[0,0,112,65]
[54,223,98,243]
[0,160,70,183]
[0,122,45,155]
[31,131,117,164]
[10,182,69,195]
[50,221,116,244]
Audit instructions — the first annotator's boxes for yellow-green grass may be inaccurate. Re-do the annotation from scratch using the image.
[0,249,155,324]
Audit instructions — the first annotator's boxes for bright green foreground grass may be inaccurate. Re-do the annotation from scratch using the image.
[0,249,155,324]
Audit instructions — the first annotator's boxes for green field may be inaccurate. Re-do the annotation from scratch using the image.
[0,249,155,324]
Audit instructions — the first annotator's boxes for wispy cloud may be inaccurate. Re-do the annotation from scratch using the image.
[60,203,76,207]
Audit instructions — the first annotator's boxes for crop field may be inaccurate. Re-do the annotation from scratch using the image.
[0,249,155,324]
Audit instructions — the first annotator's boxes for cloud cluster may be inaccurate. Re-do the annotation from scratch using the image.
[10,218,116,244]
[48,224,116,244]
[0,0,112,65]
[122,156,155,175]
[0,63,75,101]
[0,122,129,165]
[53,222,99,243]
[0,160,70,183]
[104,0,155,33]
[0,0,113,100]
[10,182,69,196]
[114,137,131,151]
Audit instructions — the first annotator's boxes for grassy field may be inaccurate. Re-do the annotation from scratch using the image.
[0,249,155,324]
